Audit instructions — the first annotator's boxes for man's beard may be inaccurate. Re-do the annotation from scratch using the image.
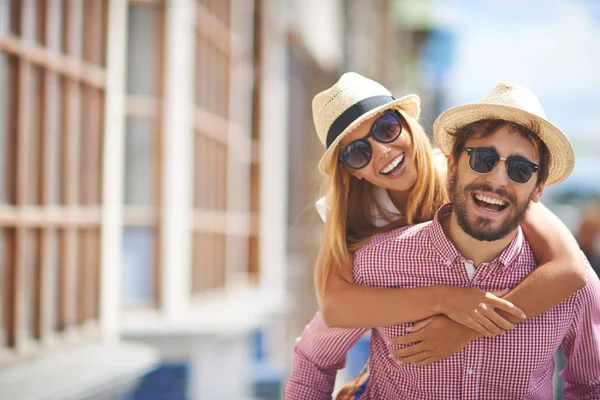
[450,172,533,242]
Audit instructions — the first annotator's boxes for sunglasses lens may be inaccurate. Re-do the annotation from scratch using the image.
[467,148,538,184]
[341,140,371,169]
[507,160,536,184]
[469,148,497,174]
[372,113,402,143]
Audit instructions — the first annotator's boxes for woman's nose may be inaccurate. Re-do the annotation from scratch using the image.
[373,141,392,158]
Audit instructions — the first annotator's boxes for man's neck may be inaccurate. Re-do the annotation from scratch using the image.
[441,212,517,267]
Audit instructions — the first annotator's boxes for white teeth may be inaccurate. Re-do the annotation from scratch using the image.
[381,153,404,174]
[474,193,506,206]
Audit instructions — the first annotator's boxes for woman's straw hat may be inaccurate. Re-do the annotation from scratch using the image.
[433,82,575,186]
[313,72,421,176]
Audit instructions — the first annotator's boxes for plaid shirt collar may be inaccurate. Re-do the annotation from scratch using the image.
[428,203,524,271]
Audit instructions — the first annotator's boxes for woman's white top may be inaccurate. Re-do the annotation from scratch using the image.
[315,186,402,227]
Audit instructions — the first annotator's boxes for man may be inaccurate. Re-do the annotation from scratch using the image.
[284,82,600,399]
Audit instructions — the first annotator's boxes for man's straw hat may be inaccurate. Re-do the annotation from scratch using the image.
[313,72,421,176]
[434,82,575,186]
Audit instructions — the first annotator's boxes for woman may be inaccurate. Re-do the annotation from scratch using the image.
[311,72,587,368]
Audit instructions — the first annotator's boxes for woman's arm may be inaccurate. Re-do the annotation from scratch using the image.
[315,239,440,326]
[314,232,524,335]
[497,202,588,323]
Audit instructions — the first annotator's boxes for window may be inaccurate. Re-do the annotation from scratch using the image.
[121,0,165,308]
[0,0,107,361]
[191,0,256,295]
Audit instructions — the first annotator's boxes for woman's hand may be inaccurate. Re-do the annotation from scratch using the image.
[440,287,526,336]
[390,315,479,366]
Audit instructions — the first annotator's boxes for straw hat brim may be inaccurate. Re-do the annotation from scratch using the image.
[434,103,575,186]
[318,94,421,176]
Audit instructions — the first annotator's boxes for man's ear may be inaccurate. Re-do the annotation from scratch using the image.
[447,154,458,176]
[531,184,544,203]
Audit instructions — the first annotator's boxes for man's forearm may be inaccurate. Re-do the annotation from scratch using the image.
[561,269,600,399]
[283,313,367,399]
[284,348,338,400]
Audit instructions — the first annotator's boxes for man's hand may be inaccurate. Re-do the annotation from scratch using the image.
[390,315,481,366]
[441,287,526,336]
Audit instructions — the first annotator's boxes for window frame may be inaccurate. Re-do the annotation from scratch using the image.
[190,0,257,296]
[0,0,107,365]
[120,0,166,309]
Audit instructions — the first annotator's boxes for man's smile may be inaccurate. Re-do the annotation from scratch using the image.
[472,191,509,214]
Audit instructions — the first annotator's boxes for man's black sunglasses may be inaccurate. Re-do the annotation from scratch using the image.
[465,147,540,184]
[338,110,403,170]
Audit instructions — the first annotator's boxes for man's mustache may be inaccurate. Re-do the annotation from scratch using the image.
[463,183,516,204]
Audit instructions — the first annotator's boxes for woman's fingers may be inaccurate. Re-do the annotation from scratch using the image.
[462,316,494,336]
[415,357,438,366]
[472,310,503,336]
[485,293,527,320]
[391,342,426,358]
[391,330,422,346]
[398,351,436,365]
[482,309,515,331]
[490,289,509,297]
[407,317,434,332]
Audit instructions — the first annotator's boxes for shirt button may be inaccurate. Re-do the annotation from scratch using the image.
[466,369,474,375]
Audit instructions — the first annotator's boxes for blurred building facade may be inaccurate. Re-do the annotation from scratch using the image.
[0,1,160,399]
[344,0,444,128]
[0,0,444,399]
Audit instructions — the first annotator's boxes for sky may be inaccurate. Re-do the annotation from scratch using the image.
[432,0,600,158]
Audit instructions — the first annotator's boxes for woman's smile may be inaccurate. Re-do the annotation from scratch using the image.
[380,153,405,174]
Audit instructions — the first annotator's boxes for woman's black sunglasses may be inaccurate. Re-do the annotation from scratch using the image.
[465,147,540,184]
[338,110,403,170]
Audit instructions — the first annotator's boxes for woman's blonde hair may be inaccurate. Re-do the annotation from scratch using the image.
[320,108,449,286]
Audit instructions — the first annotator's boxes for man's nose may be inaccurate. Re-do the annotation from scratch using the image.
[485,160,510,187]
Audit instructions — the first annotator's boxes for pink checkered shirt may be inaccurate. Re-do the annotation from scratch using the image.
[285,204,600,399]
